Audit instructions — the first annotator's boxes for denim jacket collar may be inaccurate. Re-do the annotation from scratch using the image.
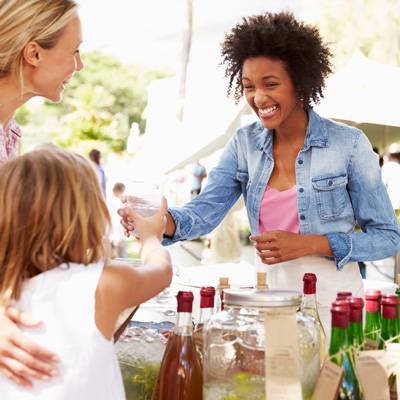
[255,109,329,155]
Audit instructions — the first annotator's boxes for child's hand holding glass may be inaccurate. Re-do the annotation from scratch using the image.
[119,195,167,240]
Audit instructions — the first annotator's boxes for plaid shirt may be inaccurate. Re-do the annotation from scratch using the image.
[0,119,22,164]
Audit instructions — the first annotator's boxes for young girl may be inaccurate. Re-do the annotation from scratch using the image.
[0,145,172,399]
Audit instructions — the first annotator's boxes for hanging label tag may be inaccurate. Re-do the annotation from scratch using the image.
[312,360,344,400]
[386,343,400,399]
[364,338,378,350]
[356,350,390,400]
[264,308,302,400]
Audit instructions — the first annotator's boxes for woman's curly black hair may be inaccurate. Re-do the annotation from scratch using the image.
[221,11,332,108]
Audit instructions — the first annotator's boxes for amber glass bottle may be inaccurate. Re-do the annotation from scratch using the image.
[152,291,203,400]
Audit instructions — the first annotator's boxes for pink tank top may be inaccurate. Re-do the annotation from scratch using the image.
[258,186,300,234]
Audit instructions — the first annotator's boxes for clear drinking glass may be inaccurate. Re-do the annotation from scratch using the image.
[124,180,162,235]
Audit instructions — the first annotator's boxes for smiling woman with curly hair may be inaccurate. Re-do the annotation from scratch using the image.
[123,11,400,343]
[221,12,332,108]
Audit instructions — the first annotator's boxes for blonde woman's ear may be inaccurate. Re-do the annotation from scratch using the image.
[23,42,41,67]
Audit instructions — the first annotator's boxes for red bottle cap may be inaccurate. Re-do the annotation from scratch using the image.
[303,273,317,294]
[337,291,352,300]
[349,297,364,323]
[177,291,194,313]
[200,286,216,308]
[331,300,350,328]
[382,294,398,319]
[365,289,382,313]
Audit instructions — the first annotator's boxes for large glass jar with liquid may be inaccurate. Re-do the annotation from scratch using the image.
[203,289,320,400]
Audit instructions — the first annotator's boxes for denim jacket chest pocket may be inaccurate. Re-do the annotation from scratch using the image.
[236,170,250,200]
[312,174,348,221]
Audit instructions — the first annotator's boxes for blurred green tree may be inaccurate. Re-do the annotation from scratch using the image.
[17,51,168,155]
[314,0,400,69]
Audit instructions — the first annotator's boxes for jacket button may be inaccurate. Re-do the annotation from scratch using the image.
[300,215,305,220]
[328,180,333,186]
[298,159,303,165]
[299,188,304,193]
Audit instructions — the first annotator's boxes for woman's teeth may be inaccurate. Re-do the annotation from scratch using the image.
[259,105,278,117]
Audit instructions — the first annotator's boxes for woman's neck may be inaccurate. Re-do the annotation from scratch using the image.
[0,76,33,127]
[274,106,308,150]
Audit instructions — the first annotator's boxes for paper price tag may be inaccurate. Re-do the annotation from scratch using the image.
[356,350,390,400]
[364,338,378,350]
[312,360,344,400]
[264,308,302,400]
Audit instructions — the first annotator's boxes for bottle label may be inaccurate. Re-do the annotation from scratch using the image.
[312,360,344,400]
[355,350,390,400]
[364,338,378,350]
[386,343,400,397]
[264,308,302,400]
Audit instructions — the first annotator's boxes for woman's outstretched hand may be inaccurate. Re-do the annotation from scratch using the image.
[0,307,59,387]
[250,231,332,264]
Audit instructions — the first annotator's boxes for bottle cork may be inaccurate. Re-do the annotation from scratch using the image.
[256,271,268,289]
[218,277,230,289]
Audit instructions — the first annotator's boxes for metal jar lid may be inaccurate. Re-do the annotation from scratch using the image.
[224,288,301,308]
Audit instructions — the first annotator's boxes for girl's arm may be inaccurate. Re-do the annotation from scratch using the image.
[95,198,172,339]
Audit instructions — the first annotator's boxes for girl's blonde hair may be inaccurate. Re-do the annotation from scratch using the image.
[0,0,78,88]
[0,145,111,302]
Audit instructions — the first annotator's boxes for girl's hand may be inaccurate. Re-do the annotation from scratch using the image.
[0,307,59,387]
[119,197,168,241]
[250,231,332,264]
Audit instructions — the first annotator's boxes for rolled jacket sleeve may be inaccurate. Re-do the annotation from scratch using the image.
[328,130,400,270]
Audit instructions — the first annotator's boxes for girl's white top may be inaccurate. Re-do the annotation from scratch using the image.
[0,261,125,399]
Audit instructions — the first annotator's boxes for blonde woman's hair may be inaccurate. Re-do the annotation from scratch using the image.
[0,145,111,302]
[0,0,78,88]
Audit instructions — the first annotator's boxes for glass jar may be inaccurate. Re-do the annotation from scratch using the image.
[203,289,320,400]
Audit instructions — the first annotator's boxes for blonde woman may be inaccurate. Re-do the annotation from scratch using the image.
[0,146,172,399]
[0,0,84,386]
[0,0,83,163]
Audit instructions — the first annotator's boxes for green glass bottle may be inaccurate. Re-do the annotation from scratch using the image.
[329,300,360,400]
[349,297,364,350]
[364,289,382,342]
[396,274,400,330]
[336,291,352,301]
[378,294,400,349]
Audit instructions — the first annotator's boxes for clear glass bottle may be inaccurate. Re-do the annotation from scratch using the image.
[152,291,202,400]
[378,294,400,349]
[329,300,360,400]
[364,289,382,342]
[194,286,215,359]
[300,273,326,366]
[215,277,229,312]
[203,289,320,400]
[348,297,364,350]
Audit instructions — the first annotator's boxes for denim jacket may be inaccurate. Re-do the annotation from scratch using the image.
[165,110,400,270]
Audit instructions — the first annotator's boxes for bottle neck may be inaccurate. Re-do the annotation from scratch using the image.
[330,326,348,360]
[349,321,364,348]
[197,307,213,327]
[175,312,193,336]
[301,293,317,310]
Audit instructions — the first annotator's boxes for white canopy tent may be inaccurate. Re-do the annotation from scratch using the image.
[133,53,400,178]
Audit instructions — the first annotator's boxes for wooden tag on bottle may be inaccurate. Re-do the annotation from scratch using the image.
[264,308,302,400]
[312,360,344,400]
[386,343,400,399]
[364,338,378,350]
[356,350,390,400]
